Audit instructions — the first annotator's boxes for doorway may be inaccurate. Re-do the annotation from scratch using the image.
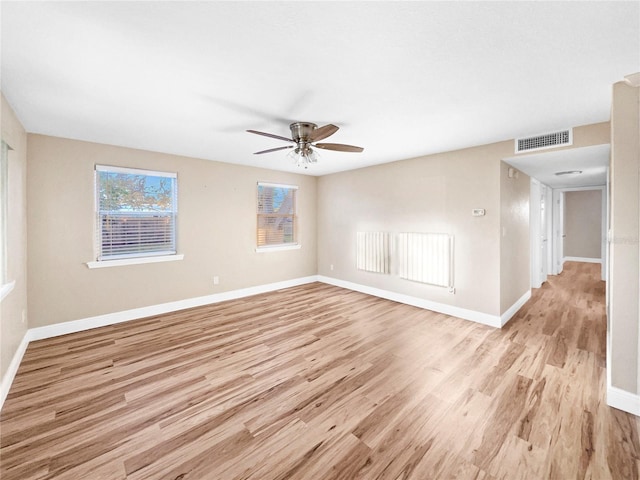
[531,183,607,287]
[530,179,553,288]
[555,186,606,281]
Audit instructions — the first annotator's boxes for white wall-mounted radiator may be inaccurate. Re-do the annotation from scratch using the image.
[356,232,390,274]
[397,232,454,287]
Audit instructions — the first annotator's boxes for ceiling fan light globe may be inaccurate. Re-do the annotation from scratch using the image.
[287,148,305,168]
[307,148,319,164]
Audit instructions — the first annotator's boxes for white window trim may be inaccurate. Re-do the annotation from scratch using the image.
[255,244,301,253]
[95,164,176,178]
[86,253,184,269]
[256,181,299,250]
[257,181,299,190]
[257,182,300,190]
[0,141,9,288]
[0,280,15,302]
[94,164,178,262]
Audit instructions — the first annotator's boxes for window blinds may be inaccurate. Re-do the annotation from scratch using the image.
[356,232,391,274]
[96,165,177,260]
[257,182,298,248]
[397,232,453,287]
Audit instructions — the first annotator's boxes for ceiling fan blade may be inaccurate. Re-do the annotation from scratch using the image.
[310,124,339,142]
[254,145,295,155]
[315,143,364,153]
[246,129,294,143]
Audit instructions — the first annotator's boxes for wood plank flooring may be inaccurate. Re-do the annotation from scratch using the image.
[1,261,639,479]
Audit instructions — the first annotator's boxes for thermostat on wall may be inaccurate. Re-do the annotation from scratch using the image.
[472,208,486,216]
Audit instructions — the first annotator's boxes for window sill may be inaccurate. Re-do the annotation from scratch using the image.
[255,244,301,253]
[0,280,16,303]
[86,254,184,269]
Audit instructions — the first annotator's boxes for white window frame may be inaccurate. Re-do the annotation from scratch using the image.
[256,182,300,252]
[0,140,14,301]
[87,165,182,268]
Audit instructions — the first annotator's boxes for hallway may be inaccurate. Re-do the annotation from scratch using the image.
[502,261,638,478]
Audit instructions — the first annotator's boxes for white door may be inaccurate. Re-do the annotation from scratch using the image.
[552,190,565,274]
[539,185,548,284]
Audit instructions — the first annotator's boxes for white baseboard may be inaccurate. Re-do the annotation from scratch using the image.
[0,331,31,411]
[0,276,317,412]
[563,256,602,264]
[317,276,504,328]
[29,276,318,341]
[607,385,640,416]
[500,290,531,327]
[2,274,531,411]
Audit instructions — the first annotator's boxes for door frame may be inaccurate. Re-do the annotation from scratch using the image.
[553,185,607,280]
[530,179,553,288]
[552,189,564,275]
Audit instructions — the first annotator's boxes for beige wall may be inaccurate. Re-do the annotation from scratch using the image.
[1,94,28,381]
[564,189,602,259]
[27,134,317,328]
[571,122,610,148]
[499,162,530,314]
[317,123,609,322]
[609,81,639,394]
[318,140,520,318]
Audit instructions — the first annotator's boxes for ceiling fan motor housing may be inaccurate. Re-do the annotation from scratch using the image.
[290,122,317,142]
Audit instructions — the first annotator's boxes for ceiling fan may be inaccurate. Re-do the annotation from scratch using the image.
[247,122,363,168]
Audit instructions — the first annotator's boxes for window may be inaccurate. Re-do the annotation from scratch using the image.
[257,182,298,249]
[95,165,177,261]
[0,141,8,286]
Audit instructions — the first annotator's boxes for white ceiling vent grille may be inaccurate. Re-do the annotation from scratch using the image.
[515,129,572,154]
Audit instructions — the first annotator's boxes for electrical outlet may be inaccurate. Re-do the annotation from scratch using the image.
[213,276,219,285]
[330,264,334,271]
[21,310,26,323]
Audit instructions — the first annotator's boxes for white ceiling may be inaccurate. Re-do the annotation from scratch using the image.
[1,1,639,177]
[505,144,610,189]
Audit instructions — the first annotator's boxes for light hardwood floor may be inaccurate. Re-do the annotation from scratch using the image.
[1,262,639,479]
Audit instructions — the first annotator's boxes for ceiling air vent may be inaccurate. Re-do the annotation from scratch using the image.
[515,128,572,154]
